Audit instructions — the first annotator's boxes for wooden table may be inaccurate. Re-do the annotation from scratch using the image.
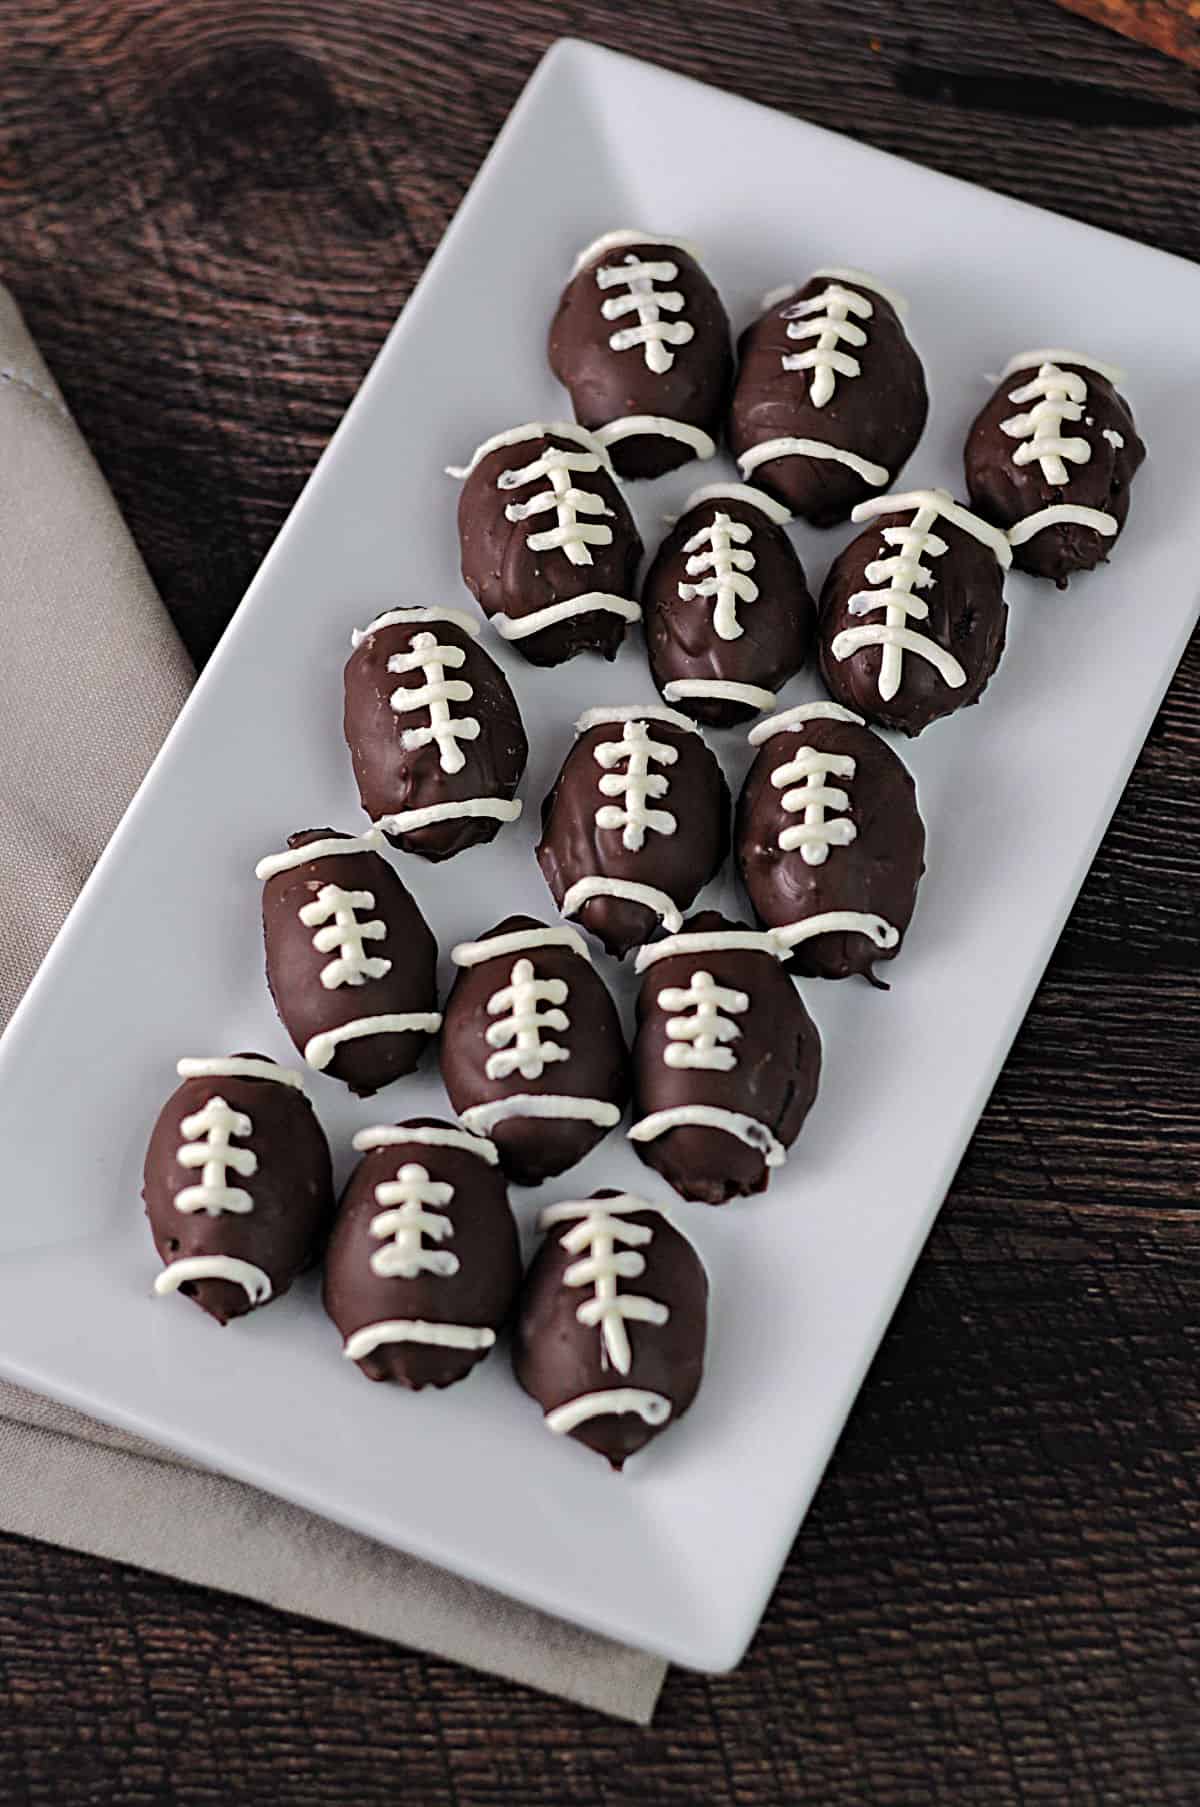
[2,2,1197,1800]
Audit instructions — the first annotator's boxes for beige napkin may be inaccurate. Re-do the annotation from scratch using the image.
[0,284,666,1724]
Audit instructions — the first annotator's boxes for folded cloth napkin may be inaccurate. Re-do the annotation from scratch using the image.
[0,284,666,1724]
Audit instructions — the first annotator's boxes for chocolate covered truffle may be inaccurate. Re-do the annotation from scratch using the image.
[729,269,927,526]
[735,702,925,986]
[441,916,629,1185]
[629,910,821,1204]
[143,1054,334,1323]
[818,487,1011,736]
[537,703,730,960]
[449,422,643,665]
[642,481,815,728]
[548,229,733,480]
[514,1188,707,1468]
[344,606,527,859]
[256,827,441,1095]
[965,348,1145,586]
[323,1118,520,1389]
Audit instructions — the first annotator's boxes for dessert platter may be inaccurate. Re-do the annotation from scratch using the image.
[0,41,1196,1669]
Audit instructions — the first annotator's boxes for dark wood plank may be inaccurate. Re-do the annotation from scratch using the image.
[0,1,1196,1802]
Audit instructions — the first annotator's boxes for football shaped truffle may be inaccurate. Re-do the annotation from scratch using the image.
[729,269,927,525]
[143,1054,334,1324]
[255,827,441,1095]
[735,702,926,986]
[537,704,730,960]
[642,480,815,727]
[449,422,643,665]
[965,348,1145,586]
[344,606,527,860]
[441,915,629,1185]
[818,488,1011,736]
[629,910,821,1204]
[548,229,733,480]
[323,1118,520,1390]
[514,1188,708,1468]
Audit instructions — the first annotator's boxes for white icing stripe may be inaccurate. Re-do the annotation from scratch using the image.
[781,281,874,409]
[658,971,747,1072]
[663,679,777,710]
[539,1193,654,1228]
[176,1057,303,1089]
[834,491,975,700]
[353,1123,498,1164]
[748,701,864,744]
[831,622,967,691]
[851,488,1013,566]
[458,1093,621,1136]
[571,229,700,277]
[500,442,614,568]
[772,744,858,866]
[299,885,390,990]
[154,1256,272,1305]
[679,511,757,641]
[999,347,1124,385]
[593,718,679,851]
[596,253,693,375]
[255,830,385,882]
[593,415,717,459]
[369,1163,458,1281]
[561,876,684,937]
[544,1389,672,1436]
[810,267,910,316]
[484,959,570,1082]
[343,1320,495,1360]
[772,911,899,951]
[1007,503,1118,547]
[175,1096,256,1215]
[629,1104,786,1167]
[491,593,640,642]
[634,929,786,972]
[540,1195,667,1375]
[452,925,591,968]
[682,481,792,524]
[576,703,698,735]
[445,421,613,482]
[1001,364,1091,488]
[738,437,889,488]
[351,606,479,648]
[375,797,522,835]
[303,1013,442,1072]
[389,632,479,775]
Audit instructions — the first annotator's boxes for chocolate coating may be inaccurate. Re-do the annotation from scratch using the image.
[736,712,925,986]
[455,427,642,665]
[261,828,439,1096]
[728,274,927,525]
[548,236,733,480]
[323,1117,520,1389]
[344,611,527,859]
[965,355,1145,585]
[514,1188,708,1468]
[817,500,1009,736]
[440,915,630,1185]
[631,910,821,1205]
[143,1054,334,1324]
[643,490,815,728]
[537,709,730,960]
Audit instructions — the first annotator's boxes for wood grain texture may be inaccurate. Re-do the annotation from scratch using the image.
[0,1,1197,1801]
[1056,0,1200,70]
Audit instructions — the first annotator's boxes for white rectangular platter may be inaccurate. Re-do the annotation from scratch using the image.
[0,39,1196,1673]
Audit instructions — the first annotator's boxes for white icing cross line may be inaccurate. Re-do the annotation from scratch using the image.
[772,744,858,866]
[388,631,479,775]
[298,884,391,990]
[658,970,748,1072]
[679,512,757,641]
[175,1096,257,1215]
[485,958,571,1082]
[544,1198,669,1376]
[831,493,967,701]
[499,445,614,567]
[594,718,679,851]
[1001,362,1092,487]
[596,253,694,375]
[369,1163,459,1280]
[781,283,873,408]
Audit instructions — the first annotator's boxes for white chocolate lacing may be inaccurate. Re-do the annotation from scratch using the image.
[176,1056,303,1089]
[593,415,717,459]
[1001,362,1093,487]
[738,437,889,489]
[998,347,1124,386]
[445,420,613,483]
[561,876,684,936]
[343,1320,495,1359]
[303,1013,442,1074]
[375,796,521,836]
[662,679,777,712]
[452,924,591,968]
[352,1123,498,1164]
[491,593,640,642]
[571,228,700,279]
[255,830,385,883]
[628,1105,786,1166]
[539,1195,669,1376]
[682,481,792,524]
[484,958,570,1082]
[1007,503,1118,547]
[154,1256,272,1304]
[388,631,480,776]
[175,1097,256,1215]
[298,884,390,989]
[634,928,786,972]
[368,1162,459,1280]
[593,718,680,851]
[831,489,970,702]
[458,1093,620,1136]
[499,443,614,568]
[657,970,748,1071]
[771,745,858,866]
[772,911,899,952]
[544,1388,671,1436]
[679,512,757,641]
[596,253,694,375]
[350,606,480,649]
[780,281,873,408]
